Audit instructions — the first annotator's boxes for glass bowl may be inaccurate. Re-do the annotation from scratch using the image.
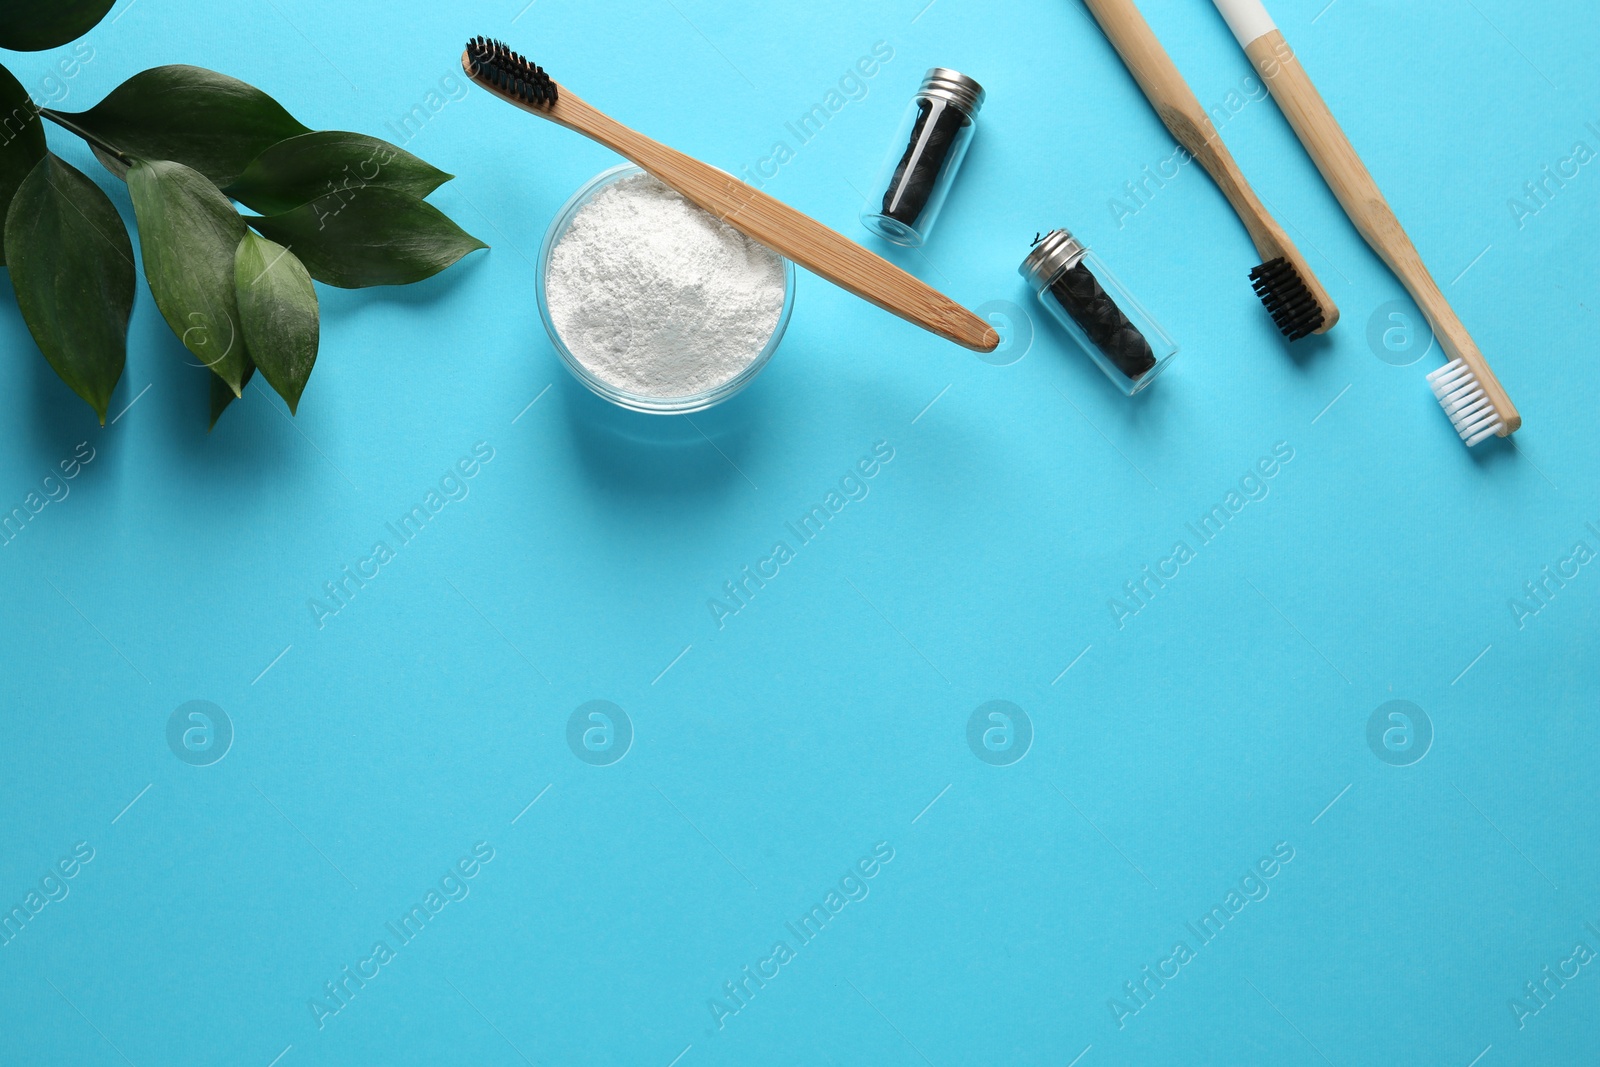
[536,164,796,415]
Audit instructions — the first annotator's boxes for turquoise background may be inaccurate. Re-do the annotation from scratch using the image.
[1,0,1597,1064]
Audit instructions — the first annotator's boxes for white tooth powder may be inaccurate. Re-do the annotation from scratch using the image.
[545,173,788,399]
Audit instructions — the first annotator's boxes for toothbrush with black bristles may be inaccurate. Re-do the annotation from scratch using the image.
[1212,0,1520,444]
[461,38,998,354]
[1080,0,1337,343]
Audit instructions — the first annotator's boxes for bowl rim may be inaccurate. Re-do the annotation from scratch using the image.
[536,163,796,415]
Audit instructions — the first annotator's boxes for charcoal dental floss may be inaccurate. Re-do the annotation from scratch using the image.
[861,68,984,246]
[1020,229,1179,396]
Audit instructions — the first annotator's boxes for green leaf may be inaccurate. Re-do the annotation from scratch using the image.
[235,231,318,413]
[6,153,134,423]
[248,188,486,288]
[226,131,453,215]
[0,62,46,263]
[128,159,250,394]
[0,1,115,52]
[89,144,128,181]
[209,362,253,431]
[58,66,309,186]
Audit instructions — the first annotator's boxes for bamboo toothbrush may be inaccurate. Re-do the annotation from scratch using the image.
[1210,0,1520,444]
[462,39,998,354]
[1081,0,1338,342]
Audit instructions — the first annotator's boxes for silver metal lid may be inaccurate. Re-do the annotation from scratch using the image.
[1019,229,1087,286]
[919,68,985,115]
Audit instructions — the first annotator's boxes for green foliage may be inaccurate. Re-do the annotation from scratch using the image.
[210,364,252,430]
[0,63,47,262]
[64,66,310,186]
[235,232,317,414]
[251,188,487,289]
[0,1,116,53]
[226,130,451,214]
[0,8,486,429]
[6,154,134,423]
[130,159,253,395]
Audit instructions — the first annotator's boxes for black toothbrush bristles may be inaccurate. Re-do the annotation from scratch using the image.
[1249,257,1323,342]
[466,37,558,107]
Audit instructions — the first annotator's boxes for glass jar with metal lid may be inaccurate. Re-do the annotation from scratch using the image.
[1020,229,1178,396]
[860,68,984,247]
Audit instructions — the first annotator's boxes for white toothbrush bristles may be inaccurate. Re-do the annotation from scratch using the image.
[1426,358,1504,447]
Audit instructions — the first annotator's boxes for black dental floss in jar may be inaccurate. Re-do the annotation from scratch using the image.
[861,69,984,247]
[1020,229,1179,396]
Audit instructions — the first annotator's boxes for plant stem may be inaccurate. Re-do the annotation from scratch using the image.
[38,109,133,167]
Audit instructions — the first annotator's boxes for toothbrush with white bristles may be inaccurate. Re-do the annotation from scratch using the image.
[1211,0,1521,446]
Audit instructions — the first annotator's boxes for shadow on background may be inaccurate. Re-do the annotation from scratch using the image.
[22,338,104,467]
[1,273,103,469]
[1280,325,1336,368]
[327,247,488,314]
[558,369,775,504]
[1466,429,1522,471]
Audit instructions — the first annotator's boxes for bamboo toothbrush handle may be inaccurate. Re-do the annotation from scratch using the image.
[505,77,998,353]
[1240,30,1519,432]
[1080,0,1337,331]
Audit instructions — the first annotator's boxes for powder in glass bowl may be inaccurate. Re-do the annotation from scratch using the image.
[545,173,788,399]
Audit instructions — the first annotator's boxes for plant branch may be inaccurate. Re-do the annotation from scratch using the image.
[38,109,133,167]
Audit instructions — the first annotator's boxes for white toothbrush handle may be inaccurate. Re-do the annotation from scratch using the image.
[1209,0,1520,437]
[1212,0,1277,47]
